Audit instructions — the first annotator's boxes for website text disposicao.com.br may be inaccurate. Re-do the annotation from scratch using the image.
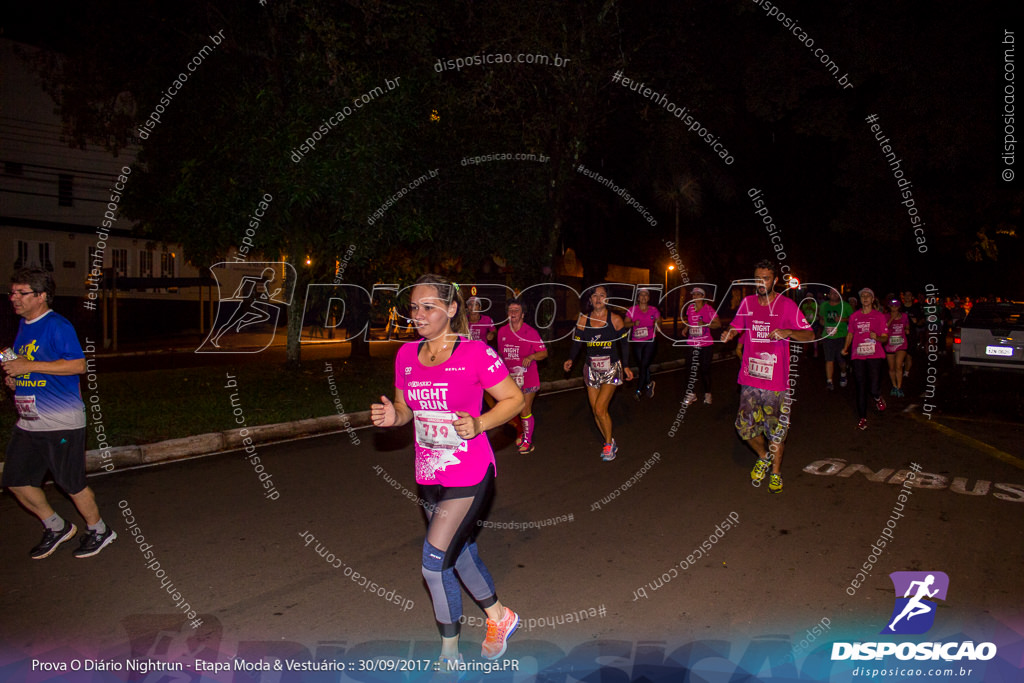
[434,52,570,72]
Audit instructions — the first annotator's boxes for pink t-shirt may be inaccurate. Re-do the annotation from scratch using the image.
[468,315,495,342]
[885,313,909,353]
[684,303,718,347]
[395,338,509,486]
[849,310,888,359]
[497,322,546,390]
[627,305,660,342]
[731,294,810,391]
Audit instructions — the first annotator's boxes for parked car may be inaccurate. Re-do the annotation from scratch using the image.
[953,301,1024,376]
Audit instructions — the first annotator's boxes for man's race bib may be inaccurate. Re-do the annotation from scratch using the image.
[15,395,39,419]
[747,354,776,381]
[826,326,838,337]
[889,335,904,347]
[414,410,463,451]
[510,366,526,388]
[856,340,877,356]
[634,326,650,340]
[590,355,612,372]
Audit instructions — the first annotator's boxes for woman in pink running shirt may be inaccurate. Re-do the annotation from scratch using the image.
[497,298,548,454]
[625,287,661,400]
[842,287,889,430]
[370,274,524,666]
[467,297,496,344]
[884,297,910,398]
[681,286,721,405]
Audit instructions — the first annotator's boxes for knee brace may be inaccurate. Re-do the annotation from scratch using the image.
[421,541,462,632]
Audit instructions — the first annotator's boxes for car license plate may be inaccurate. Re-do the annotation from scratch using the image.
[985,345,1013,357]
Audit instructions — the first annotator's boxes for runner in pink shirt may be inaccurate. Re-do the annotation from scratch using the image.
[842,288,889,430]
[371,274,524,665]
[681,286,721,405]
[467,297,496,344]
[884,297,910,398]
[497,298,548,453]
[625,287,661,399]
[721,260,813,494]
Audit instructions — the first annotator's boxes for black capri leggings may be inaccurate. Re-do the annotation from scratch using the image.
[852,357,885,418]
[632,341,657,389]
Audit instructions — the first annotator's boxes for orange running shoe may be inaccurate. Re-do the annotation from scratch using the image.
[481,607,519,660]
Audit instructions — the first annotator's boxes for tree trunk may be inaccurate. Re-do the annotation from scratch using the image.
[285,264,311,369]
[348,285,371,359]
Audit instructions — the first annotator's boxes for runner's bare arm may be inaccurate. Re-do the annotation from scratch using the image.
[781,328,815,342]
[456,377,523,437]
[523,348,548,369]
[371,390,413,428]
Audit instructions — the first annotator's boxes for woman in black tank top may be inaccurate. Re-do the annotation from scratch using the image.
[563,286,633,461]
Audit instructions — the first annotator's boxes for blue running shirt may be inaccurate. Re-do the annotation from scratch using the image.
[12,310,86,431]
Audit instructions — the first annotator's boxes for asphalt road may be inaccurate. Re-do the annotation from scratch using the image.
[1,350,1021,682]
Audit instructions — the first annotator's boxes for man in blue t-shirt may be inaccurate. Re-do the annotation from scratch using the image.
[2,268,116,559]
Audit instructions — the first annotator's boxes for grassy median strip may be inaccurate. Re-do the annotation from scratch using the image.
[0,356,393,453]
[0,337,693,455]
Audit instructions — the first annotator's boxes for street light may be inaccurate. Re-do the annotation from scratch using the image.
[665,264,676,334]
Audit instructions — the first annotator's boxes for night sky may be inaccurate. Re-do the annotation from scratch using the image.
[2,1,1019,299]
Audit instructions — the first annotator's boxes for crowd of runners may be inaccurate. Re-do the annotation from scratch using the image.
[0,250,996,680]
[360,261,953,671]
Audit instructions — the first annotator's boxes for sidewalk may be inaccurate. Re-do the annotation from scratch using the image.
[82,355,715,474]
[91,329,350,357]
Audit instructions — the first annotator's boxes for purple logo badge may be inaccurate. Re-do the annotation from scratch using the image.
[881,571,949,635]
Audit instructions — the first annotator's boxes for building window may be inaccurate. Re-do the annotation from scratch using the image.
[112,248,128,277]
[160,251,176,278]
[139,250,153,278]
[58,174,74,206]
[14,240,54,271]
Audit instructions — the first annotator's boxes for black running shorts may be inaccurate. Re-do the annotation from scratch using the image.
[2,427,88,494]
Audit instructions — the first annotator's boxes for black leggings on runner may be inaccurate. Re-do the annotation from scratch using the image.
[694,345,713,395]
[419,464,498,637]
[852,358,885,418]
[632,341,657,390]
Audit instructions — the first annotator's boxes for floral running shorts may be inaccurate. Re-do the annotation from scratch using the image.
[734,385,791,442]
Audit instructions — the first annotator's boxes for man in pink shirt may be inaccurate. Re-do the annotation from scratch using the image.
[721,260,813,493]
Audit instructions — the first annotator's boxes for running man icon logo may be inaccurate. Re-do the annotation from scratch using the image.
[881,571,949,635]
[197,262,296,354]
